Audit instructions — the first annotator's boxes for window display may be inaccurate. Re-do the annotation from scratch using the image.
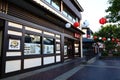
[64,45,67,55]
[56,38,61,54]
[56,44,60,51]
[43,37,54,54]
[24,34,41,55]
[74,43,79,53]
[52,0,60,10]
[75,48,79,53]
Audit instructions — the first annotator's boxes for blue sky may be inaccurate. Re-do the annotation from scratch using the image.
[78,0,109,32]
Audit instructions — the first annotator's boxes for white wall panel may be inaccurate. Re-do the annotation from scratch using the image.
[6,52,21,56]
[24,58,41,69]
[56,55,61,62]
[8,30,22,36]
[5,60,21,73]
[8,22,22,29]
[43,56,55,65]
[25,26,42,33]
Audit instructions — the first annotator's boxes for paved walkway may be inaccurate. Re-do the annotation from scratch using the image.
[67,58,120,80]
[1,56,120,80]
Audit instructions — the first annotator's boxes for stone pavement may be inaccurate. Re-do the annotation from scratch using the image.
[1,56,120,80]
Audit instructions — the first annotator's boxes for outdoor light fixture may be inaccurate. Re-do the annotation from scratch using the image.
[65,23,71,28]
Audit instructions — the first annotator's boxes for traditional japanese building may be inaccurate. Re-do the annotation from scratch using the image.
[0,0,84,78]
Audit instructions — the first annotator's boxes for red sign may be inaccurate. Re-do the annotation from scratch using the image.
[74,33,80,38]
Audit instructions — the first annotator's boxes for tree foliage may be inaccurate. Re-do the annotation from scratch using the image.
[105,0,120,22]
[93,24,120,52]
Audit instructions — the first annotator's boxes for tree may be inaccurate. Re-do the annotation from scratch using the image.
[93,24,120,53]
[105,0,120,22]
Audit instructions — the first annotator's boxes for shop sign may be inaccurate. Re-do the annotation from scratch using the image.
[74,33,80,38]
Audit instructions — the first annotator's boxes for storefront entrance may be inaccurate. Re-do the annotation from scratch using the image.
[64,36,81,60]
[0,19,4,77]
[64,37,75,60]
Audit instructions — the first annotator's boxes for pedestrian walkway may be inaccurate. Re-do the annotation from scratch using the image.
[67,58,120,80]
[0,58,88,80]
[1,56,120,80]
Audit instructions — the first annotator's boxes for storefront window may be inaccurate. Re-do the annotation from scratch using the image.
[24,34,41,55]
[45,0,51,4]
[64,45,67,55]
[43,37,54,54]
[56,39,60,54]
[52,0,60,10]
[74,42,79,53]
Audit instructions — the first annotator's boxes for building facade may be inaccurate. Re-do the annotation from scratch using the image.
[82,27,97,60]
[0,0,84,78]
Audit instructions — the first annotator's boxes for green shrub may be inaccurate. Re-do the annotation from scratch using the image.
[101,51,108,56]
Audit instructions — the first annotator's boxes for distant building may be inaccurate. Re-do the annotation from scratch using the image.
[0,0,84,78]
[82,27,96,60]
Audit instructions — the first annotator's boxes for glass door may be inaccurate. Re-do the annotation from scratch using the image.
[64,37,74,59]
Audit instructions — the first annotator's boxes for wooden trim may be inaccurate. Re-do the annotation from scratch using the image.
[0,19,5,78]
[21,26,25,71]
[61,35,64,62]
[1,20,8,76]
[8,26,23,32]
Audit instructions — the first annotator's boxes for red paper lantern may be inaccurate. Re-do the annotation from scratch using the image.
[73,22,80,28]
[112,38,115,42]
[99,17,107,24]
[116,39,119,42]
[93,36,97,39]
[102,37,106,41]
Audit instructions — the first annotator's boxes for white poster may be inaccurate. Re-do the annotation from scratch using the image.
[9,39,20,50]
[44,45,54,54]
[64,45,67,55]
[24,43,40,55]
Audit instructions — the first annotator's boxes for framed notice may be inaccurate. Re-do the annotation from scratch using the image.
[9,39,20,50]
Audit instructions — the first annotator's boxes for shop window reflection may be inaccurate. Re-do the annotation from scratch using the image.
[56,40,60,54]
[24,34,41,55]
[64,45,67,55]
[74,41,79,53]
[52,0,60,10]
[43,37,54,54]
[45,0,51,4]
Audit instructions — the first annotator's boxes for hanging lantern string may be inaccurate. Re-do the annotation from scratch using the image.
[93,36,120,42]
